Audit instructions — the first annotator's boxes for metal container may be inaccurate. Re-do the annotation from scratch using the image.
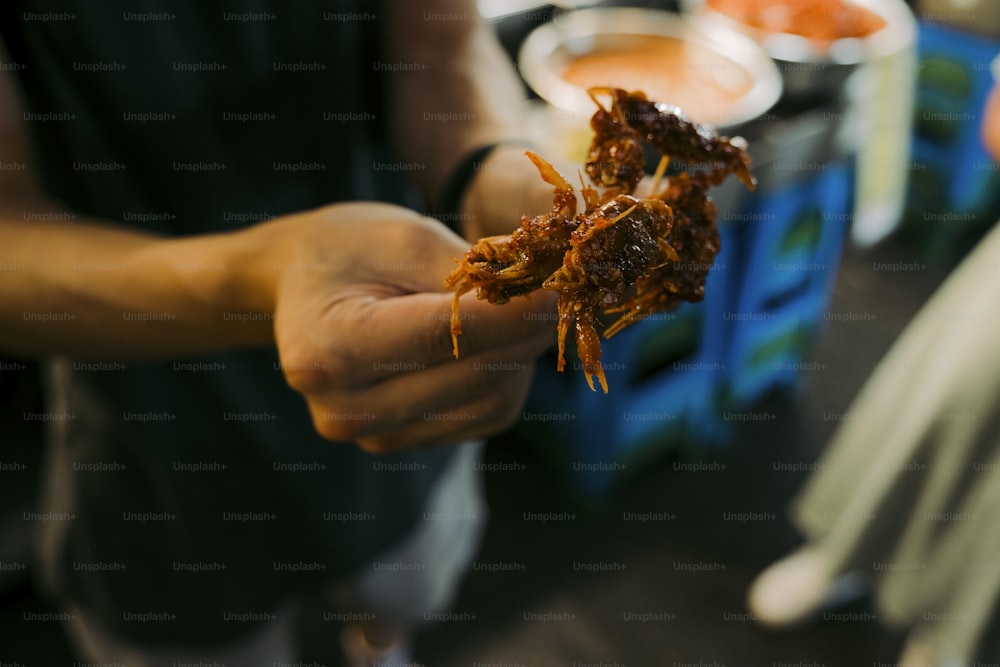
[682,0,918,246]
[681,0,917,106]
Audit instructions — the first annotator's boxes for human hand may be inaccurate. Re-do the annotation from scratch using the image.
[268,202,556,452]
[460,145,666,241]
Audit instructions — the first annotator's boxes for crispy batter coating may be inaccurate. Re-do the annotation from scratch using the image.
[445,88,755,392]
[544,195,675,392]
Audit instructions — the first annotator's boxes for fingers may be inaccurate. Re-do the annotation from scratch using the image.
[286,287,557,451]
[325,289,557,384]
[355,388,530,453]
[301,335,543,451]
[358,373,535,452]
[273,202,563,451]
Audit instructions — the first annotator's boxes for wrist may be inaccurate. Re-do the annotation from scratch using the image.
[163,221,287,348]
[460,143,557,239]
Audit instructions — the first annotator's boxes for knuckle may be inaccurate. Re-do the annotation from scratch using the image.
[312,418,354,443]
[279,347,350,396]
[463,361,500,396]
[355,436,400,455]
[414,309,453,360]
[311,407,371,443]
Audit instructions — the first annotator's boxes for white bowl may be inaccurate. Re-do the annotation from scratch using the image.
[517,7,783,132]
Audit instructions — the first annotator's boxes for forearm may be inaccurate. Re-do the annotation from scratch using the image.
[384,0,529,212]
[456,144,559,239]
[0,200,279,359]
[384,1,580,239]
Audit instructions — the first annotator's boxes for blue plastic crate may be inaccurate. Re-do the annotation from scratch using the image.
[519,305,702,497]
[516,221,740,497]
[733,158,853,314]
[901,22,1000,261]
[515,153,852,499]
[724,287,833,406]
[909,22,1000,212]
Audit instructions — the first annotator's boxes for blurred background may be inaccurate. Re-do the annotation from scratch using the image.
[4,0,1000,664]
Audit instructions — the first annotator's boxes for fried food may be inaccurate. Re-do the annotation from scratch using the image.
[445,88,754,392]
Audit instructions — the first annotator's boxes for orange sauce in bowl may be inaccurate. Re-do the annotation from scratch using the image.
[559,34,753,125]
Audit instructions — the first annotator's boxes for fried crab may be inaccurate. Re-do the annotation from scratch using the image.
[444,88,755,393]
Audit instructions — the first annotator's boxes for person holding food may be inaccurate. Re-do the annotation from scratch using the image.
[747,52,1000,667]
[0,1,561,665]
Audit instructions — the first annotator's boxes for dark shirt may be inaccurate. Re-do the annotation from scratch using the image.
[1,0,454,646]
